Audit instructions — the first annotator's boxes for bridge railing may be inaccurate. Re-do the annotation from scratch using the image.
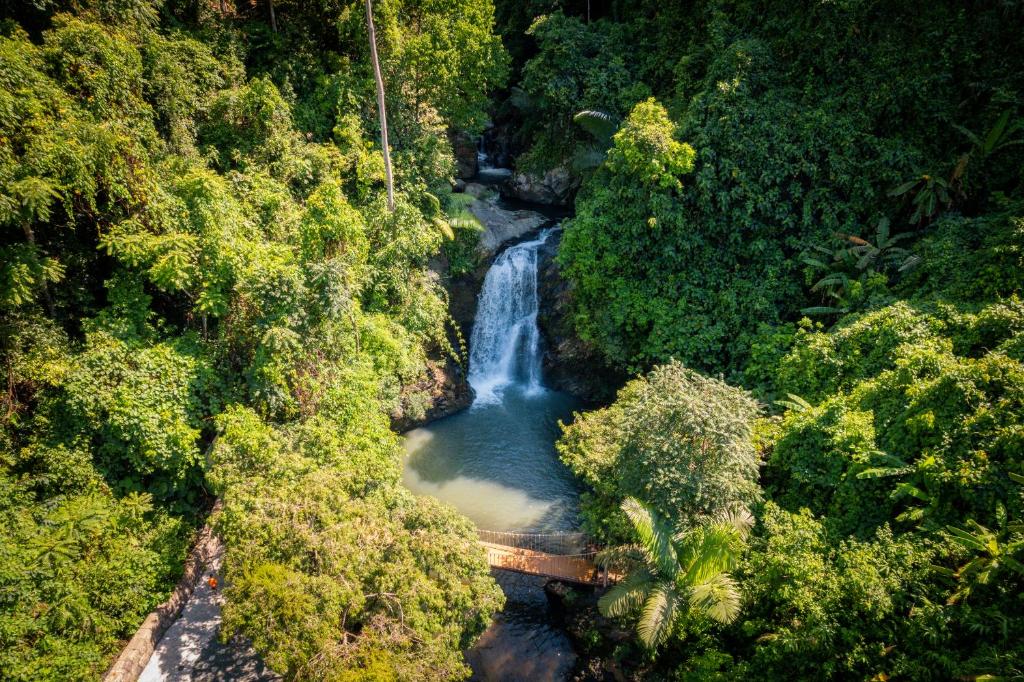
[476,529,591,556]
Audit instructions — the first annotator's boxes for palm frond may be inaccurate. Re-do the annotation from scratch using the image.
[810,272,849,292]
[888,178,921,197]
[596,543,645,572]
[720,507,754,539]
[946,524,988,552]
[689,573,742,624]
[573,109,618,141]
[636,584,678,648]
[800,306,848,316]
[572,147,608,172]
[858,465,913,479]
[801,256,830,269]
[597,567,654,618]
[677,523,744,585]
[856,451,913,480]
[621,497,678,579]
[774,393,812,413]
[982,109,1012,154]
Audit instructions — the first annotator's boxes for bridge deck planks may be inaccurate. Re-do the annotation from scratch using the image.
[479,541,613,585]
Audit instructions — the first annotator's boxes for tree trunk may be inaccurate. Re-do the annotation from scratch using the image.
[364,0,395,212]
[268,0,277,32]
[21,222,54,316]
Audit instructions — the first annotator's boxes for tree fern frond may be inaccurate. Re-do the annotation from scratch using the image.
[432,217,455,241]
[447,211,482,231]
[447,192,477,209]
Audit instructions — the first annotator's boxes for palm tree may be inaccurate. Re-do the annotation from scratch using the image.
[598,497,752,648]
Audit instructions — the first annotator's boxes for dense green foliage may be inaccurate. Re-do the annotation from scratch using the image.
[209,405,502,679]
[0,1,507,679]
[519,0,1024,376]
[523,1,1024,678]
[4,0,1024,679]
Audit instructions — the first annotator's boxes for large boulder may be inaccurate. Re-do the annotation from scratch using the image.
[501,167,577,206]
[466,186,548,256]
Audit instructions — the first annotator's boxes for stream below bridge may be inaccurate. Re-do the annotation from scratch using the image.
[402,227,587,680]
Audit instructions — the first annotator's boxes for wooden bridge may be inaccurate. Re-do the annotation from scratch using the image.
[477,530,616,586]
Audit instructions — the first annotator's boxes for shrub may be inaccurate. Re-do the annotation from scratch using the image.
[558,360,761,541]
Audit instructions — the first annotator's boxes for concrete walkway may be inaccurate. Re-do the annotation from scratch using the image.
[139,545,278,682]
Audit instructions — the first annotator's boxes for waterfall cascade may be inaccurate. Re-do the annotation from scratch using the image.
[468,229,553,404]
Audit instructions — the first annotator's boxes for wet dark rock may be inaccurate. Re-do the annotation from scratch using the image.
[453,178,467,193]
[477,167,514,184]
[543,582,640,682]
[448,268,483,348]
[481,121,516,169]
[536,231,623,404]
[464,181,490,198]
[469,194,549,256]
[502,167,578,206]
[391,357,473,433]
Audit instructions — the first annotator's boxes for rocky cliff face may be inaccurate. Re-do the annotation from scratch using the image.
[392,194,616,432]
[501,167,578,206]
[390,357,473,433]
[536,230,623,404]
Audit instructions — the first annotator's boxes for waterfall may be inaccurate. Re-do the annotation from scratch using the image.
[477,135,489,168]
[468,229,553,404]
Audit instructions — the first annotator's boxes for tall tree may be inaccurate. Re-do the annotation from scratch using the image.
[364,0,394,211]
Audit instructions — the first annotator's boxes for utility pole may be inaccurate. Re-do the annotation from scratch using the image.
[365,0,395,212]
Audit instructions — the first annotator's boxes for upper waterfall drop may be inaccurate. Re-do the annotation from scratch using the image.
[468,228,554,404]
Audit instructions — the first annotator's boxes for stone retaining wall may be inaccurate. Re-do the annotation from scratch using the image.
[103,515,222,682]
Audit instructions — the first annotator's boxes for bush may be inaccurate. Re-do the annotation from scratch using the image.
[558,360,761,542]
[209,406,504,680]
